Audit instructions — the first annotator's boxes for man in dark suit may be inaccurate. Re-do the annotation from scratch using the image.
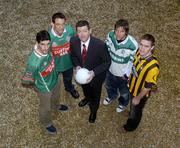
[70,20,111,123]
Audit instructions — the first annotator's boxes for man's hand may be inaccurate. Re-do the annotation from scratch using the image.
[21,83,34,89]
[132,96,140,105]
[132,88,151,105]
[74,66,81,75]
[86,70,95,83]
[121,74,128,81]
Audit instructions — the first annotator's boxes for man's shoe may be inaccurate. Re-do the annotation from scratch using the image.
[78,99,89,107]
[119,125,128,133]
[70,89,80,98]
[89,113,96,123]
[58,104,69,112]
[123,124,135,132]
[116,105,125,113]
[45,124,57,135]
[103,97,112,105]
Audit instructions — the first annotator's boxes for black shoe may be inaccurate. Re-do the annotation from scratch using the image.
[70,89,80,98]
[45,124,57,135]
[78,99,89,107]
[58,104,69,112]
[89,113,96,123]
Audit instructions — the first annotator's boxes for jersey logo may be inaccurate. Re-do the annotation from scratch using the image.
[52,42,70,56]
[40,59,55,77]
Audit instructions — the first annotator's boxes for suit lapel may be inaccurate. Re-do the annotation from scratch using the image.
[86,36,94,62]
[76,38,82,63]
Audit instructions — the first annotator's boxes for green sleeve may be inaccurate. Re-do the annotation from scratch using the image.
[21,61,37,85]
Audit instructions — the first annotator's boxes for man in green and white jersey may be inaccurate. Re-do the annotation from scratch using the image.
[48,12,79,99]
[103,19,138,113]
[22,30,68,134]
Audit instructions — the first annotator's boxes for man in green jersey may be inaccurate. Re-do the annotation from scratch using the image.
[48,12,79,99]
[22,30,68,134]
[103,19,138,113]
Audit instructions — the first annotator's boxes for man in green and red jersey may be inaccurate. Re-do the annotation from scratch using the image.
[48,12,79,99]
[21,30,68,135]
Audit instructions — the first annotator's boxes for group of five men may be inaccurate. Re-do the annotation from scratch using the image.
[22,12,159,134]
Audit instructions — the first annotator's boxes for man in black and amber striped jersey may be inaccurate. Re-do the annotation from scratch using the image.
[123,34,159,131]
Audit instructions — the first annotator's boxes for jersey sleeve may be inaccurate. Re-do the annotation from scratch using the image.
[124,37,138,77]
[129,37,138,62]
[21,61,37,85]
[144,67,159,89]
[105,32,112,52]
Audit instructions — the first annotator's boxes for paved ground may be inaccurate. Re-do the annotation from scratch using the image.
[0,0,179,147]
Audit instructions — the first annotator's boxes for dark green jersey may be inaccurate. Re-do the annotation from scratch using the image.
[48,25,75,72]
[22,48,58,93]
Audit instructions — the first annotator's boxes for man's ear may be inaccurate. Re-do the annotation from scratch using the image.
[89,28,92,34]
[51,22,54,27]
[35,42,39,49]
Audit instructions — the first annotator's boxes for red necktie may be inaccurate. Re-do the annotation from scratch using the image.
[82,44,87,64]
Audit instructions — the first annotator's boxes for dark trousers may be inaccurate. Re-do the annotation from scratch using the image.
[82,83,102,114]
[124,96,148,131]
[59,68,74,92]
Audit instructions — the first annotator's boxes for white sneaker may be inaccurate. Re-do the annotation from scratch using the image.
[103,97,112,105]
[116,105,125,113]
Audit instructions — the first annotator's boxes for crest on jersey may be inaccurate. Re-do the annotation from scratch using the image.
[43,62,47,66]
[52,42,57,47]
[121,49,125,55]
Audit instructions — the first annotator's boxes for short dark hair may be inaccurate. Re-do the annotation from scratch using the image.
[76,20,90,30]
[52,12,66,23]
[141,34,155,46]
[114,19,129,33]
[36,30,51,43]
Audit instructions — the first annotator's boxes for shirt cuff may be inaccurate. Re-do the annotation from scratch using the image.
[144,82,155,88]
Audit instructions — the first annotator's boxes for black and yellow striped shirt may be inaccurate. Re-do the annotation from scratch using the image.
[129,53,159,97]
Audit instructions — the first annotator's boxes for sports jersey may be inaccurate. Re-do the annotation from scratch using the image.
[48,25,75,72]
[129,53,159,97]
[105,31,138,77]
[22,47,58,93]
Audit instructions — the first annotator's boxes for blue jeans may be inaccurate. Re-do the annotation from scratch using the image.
[59,68,74,92]
[105,71,130,106]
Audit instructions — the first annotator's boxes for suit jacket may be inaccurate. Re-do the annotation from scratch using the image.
[70,35,111,85]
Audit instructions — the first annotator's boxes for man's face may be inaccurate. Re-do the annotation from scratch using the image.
[115,27,126,41]
[53,18,65,36]
[139,39,154,58]
[38,40,50,55]
[76,26,91,42]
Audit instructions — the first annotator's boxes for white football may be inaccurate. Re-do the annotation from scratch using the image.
[75,68,90,84]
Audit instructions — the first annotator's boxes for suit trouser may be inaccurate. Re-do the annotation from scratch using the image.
[37,79,60,127]
[124,96,148,131]
[82,83,102,114]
